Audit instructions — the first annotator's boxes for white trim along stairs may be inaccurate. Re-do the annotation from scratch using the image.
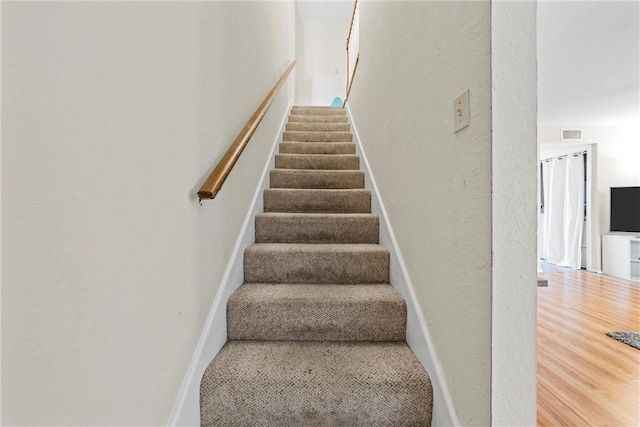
[168,104,459,426]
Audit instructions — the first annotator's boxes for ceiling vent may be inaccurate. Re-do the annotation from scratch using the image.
[561,129,583,141]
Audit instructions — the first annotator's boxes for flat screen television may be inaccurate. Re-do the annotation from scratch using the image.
[610,187,640,233]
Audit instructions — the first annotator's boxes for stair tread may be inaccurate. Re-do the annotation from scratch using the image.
[244,243,389,284]
[293,105,344,109]
[266,187,369,192]
[270,169,364,174]
[279,141,355,145]
[288,113,347,116]
[288,114,348,123]
[271,168,363,173]
[275,154,359,170]
[256,212,379,222]
[263,188,371,213]
[286,123,350,132]
[201,340,432,426]
[235,281,393,287]
[231,283,402,305]
[280,143,355,145]
[270,169,364,189]
[204,341,426,380]
[284,131,352,142]
[246,242,388,253]
[255,212,379,243]
[271,169,363,175]
[284,131,352,137]
[228,283,405,341]
[290,107,347,116]
[279,142,355,155]
[276,155,360,159]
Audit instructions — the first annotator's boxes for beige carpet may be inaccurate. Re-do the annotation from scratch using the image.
[200,106,433,426]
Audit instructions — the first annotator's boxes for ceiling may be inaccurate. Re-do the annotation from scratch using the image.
[537,1,640,125]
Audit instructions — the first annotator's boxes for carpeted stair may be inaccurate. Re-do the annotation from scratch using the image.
[200,106,433,426]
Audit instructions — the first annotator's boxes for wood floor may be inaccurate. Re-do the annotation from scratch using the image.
[537,271,640,426]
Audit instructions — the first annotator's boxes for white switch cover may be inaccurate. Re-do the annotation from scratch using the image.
[454,89,470,133]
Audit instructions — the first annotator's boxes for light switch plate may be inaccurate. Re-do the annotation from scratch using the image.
[454,89,470,133]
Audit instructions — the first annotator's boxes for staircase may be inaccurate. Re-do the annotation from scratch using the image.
[200,106,433,426]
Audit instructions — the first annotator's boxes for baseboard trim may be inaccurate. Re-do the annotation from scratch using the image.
[345,103,460,427]
[167,101,292,426]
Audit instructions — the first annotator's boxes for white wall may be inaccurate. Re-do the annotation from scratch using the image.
[539,124,640,236]
[491,2,539,425]
[347,2,492,424]
[1,2,295,425]
[296,22,348,106]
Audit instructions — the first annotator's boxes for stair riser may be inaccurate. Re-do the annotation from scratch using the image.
[228,285,406,341]
[288,115,348,123]
[291,108,346,116]
[270,170,364,189]
[279,142,356,155]
[286,123,350,132]
[275,154,359,170]
[264,189,371,213]
[284,131,353,142]
[244,246,389,284]
[255,214,378,244]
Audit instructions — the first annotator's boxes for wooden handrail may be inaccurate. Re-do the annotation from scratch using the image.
[346,46,350,96]
[345,0,359,103]
[344,54,360,106]
[198,61,296,200]
[346,0,359,47]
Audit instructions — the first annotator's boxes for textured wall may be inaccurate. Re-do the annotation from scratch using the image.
[491,2,538,426]
[1,2,295,425]
[347,2,492,425]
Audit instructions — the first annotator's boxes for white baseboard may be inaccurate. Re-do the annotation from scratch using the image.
[167,102,292,426]
[345,104,460,427]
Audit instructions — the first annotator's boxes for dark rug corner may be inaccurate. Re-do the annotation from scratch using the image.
[605,331,640,350]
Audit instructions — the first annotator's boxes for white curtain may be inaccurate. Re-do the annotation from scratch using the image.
[540,153,584,269]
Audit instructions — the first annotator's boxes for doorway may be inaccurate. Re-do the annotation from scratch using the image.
[538,142,599,273]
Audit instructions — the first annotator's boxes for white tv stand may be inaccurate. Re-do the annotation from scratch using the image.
[602,233,640,283]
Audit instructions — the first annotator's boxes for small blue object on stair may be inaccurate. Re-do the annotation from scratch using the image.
[331,96,343,107]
